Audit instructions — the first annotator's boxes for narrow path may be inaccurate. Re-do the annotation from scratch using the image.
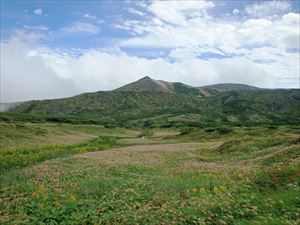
[74,142,223,168]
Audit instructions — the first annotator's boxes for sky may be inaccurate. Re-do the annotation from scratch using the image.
[0,0,299,102]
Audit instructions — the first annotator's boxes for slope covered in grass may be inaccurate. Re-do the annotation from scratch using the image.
[0,124,299,224]
[5,89,300,127]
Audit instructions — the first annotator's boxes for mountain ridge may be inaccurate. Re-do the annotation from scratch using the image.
[115,76,263,97]
[200,83,261,93]
[4,76,299,127]
[114,76,201,94]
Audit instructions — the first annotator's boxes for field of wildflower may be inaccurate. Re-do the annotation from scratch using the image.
[0,122,299,224]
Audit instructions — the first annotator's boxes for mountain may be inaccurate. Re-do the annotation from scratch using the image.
[115,76,171,93]
[4,77,300,127]
[115,76,205,96]
[115,76,264,97]
[200,83,261,93]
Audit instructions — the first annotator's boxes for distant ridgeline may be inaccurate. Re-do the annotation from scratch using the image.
[1,76,300,127]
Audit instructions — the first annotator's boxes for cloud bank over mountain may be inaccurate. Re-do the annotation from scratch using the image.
[1,0,299,102]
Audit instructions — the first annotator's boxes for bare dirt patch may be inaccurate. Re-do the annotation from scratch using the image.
[75,142,223,168]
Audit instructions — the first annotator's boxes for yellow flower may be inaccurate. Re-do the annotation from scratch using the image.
[54,201,61,207]
[212,186,218,193]
[237,173,244,178]
[192,188,197,193]
[199,187,205,194]
[220,185,227,192]
[69,194,77,202]
[37,184,45,193]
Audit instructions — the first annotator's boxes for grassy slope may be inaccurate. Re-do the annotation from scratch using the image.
[0,123,299,224]
[0,123,139,173]
[8,92,206,124]
[4,89,300,127]
[0,122,139,149]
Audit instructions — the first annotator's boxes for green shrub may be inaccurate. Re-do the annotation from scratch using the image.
[253,165,300,191]
[216,140,243,154]
[204,126,232,134]
[204,128,215,133]
[137,129,154,138]
[216,126,232,134]
[179,127,197,135]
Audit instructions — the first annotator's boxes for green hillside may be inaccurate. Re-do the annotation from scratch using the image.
[1,79,300,224]
[6,88,300,127]
[2,77,299,127]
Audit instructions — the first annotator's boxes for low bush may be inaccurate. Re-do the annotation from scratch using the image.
[216,126,232,134]
[253,165,299,191]
[137,129,154,138]
[179,127,197,135]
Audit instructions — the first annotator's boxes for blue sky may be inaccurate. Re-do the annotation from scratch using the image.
[2,0,299,50]
[1,0,299,102]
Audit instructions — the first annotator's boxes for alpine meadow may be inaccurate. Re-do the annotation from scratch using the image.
[0,1,299,225]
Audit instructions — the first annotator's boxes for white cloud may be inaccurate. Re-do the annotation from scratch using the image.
[128,8,145,16]
[83,13,97,19]
[1,1,299,102]
[232,8,239,15]
[23,25,49,31]
[284,34,300,49]
[119,6,298,54]
[9,29,48,43]
[96,19,105,24]
[0,41,79,102]
[60,22,100,34]
[245,1,291,18]
[35,47,278,91]
[147,0,214,25]
[34,8,43,15]
[2,38,293,102]
[117,1,299,85]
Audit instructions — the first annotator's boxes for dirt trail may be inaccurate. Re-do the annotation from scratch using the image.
[74,141,259,172]
[74,142,223,168]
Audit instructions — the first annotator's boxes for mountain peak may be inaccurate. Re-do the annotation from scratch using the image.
[114,76,203,95]
[140,76,152,80]
[114,76,169,93]
[115,77,261,96]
